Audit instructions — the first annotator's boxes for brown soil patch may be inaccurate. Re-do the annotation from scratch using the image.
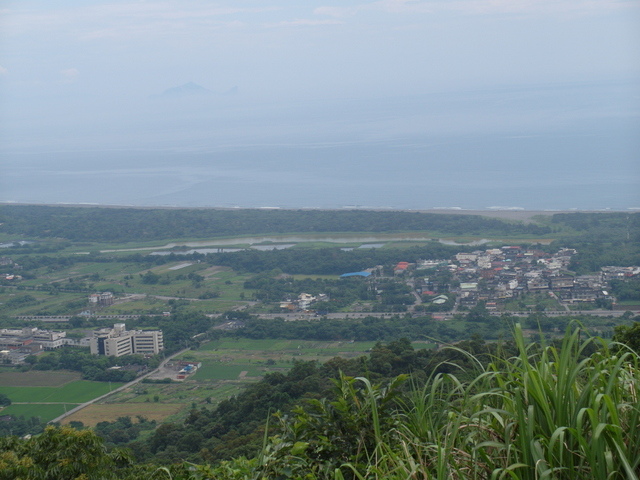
[61,403,183,427]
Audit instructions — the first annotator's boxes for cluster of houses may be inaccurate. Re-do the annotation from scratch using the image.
[271,247,638,314]
[0,257,21,283]
[279,293,329,312]
[409,246,638,311]
[88,292,115,307]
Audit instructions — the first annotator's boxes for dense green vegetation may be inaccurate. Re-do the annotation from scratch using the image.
[227,313,471,342]
[210,243,467,275]
[550,211,640,242]
[563,240,640,274]
[0,205,556,242]
[243,275,415,312]
[541,213,640,274]
[26,349,158,382]
[611,278,640,302]
[252,326,640,480]
[92,416,158,449]
[0,415,43,438]
[2,325,640,479]
[0,425,134,480]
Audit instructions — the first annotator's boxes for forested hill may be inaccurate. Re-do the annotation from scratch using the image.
[0,205,558,242]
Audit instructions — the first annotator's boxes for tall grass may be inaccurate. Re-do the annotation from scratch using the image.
[193,324,640,480]
[342,324,640,480]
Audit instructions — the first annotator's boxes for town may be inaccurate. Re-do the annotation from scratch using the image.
[256,245,636,316]
[1,244,638,365]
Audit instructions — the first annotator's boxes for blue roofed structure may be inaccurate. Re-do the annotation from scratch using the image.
[340,271,371,278]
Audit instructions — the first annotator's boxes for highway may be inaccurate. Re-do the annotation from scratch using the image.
[17,309,631,324]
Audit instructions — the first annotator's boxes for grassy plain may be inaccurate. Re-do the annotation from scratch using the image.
[0,403,67,423]
[0,379,125,422]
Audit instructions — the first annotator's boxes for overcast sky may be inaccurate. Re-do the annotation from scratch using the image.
[2,1,638,102]
[0,1,638,209]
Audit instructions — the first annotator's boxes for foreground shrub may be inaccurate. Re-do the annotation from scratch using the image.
[3,325,638,480]
[256,324,640,480]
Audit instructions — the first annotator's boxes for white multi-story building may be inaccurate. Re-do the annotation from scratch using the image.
[132,331,165,355]
[32,330,67,349]
[90,323,163,357]
[297,293,316,310]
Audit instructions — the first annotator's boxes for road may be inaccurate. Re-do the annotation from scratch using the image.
[428,309,628,319]
[18,307,631,325]
[250,309,629,321]
[48,348,191,424]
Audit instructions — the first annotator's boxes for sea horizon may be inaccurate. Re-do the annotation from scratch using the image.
[2,81,638,212]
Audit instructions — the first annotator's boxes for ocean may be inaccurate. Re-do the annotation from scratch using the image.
[1,80,638,211]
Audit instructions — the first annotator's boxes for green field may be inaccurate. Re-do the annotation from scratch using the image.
[0,403,68,422]
[0,370,81,387]
[1,380,124,404]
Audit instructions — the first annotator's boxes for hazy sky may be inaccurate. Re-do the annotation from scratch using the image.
[2,1,638,101]
[0,1,639,209]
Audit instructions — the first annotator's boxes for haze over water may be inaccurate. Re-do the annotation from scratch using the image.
[1,1,638,211]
